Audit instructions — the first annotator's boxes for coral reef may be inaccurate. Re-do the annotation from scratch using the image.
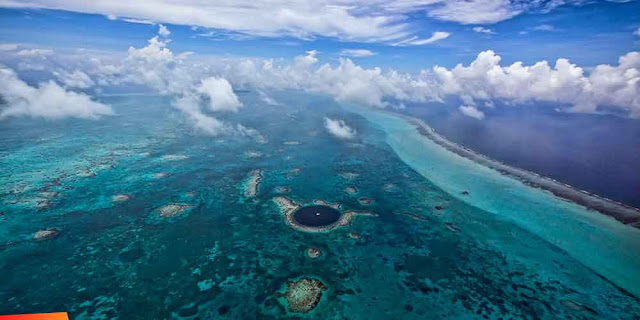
[155,203,194,218]
[112,194,131,202]
[245,150,262,159]
[344,186,358,195]
[152,172,169,179]
[312,199,341,210]
[277,277,327,313]
[274,186,291,194]
[162,154,188,161]
[306,247,322,259]
[243,169,263,198]
[274,197,374,233]
[32,228,60,241]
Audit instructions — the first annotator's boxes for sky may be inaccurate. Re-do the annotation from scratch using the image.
[0,0,639,129]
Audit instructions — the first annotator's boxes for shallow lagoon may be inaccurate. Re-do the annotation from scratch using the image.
[1,91,639,319]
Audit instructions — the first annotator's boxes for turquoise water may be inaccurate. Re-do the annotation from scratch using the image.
[1,91,638,319]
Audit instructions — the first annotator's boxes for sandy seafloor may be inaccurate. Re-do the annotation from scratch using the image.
[0,91,639,319]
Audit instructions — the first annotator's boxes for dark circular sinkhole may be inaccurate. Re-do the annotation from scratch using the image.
[293,205,342,227]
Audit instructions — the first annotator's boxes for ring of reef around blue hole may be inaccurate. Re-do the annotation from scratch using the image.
[272,196,376,232]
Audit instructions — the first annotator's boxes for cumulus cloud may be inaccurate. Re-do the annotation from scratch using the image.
[0,43,18,51]
[0,66,113,120]
[127,36,173,64]
[222,51,440,108]
[53,70,95,89]
[324,117,356,139]
[339,49,376,58]
[172,93,229,135]
[459,105,485,119]
[17,48,54,57]
[172,91,258,136]
[197,77,243,112]
[158,24,170,37]
[9,25,639,123]
[472,26,495,35]
[433,50,640,117]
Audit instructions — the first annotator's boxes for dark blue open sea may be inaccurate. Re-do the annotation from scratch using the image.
[402,102,640,208]
[1,91,639,319]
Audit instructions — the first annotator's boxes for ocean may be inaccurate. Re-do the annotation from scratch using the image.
[0,91,638,319]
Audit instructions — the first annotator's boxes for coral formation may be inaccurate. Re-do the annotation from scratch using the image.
[243,169,263,198]
[273,197,374,233]
[112,194,131,202]
[344,186,358,195]
[32,228,60,241]
[155,203,194,218]
[306,247,322,259]
[277,277,327,313]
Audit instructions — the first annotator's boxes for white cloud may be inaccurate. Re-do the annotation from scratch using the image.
[472,26,495,35]
[258,90,281,106]
[197,77,242,112]
[324,117,356,139]
[17,48,54,57]
[2,1,602,45]
[0,0,416,43]
[427,0,521,24]
[339,49,376,58]
[158,24,170,37]
[13,29,639,124]
[0,66,113,120]
[392,31,450,46]
[2,0,582,44]
[172,93,229,135]
[53,70,95,89]
[172,91,257,136]
[433,50,640,117]
[127,36,172,64]
[0,43,18,51]
[122,18,155,25]
[459,105,485,119]
[634,27,640,37]
[532,24,554,31]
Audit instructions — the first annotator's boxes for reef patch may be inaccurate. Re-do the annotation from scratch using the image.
[155,203,194,218]
[112,194,131,202]
[243,169,263,198]
[277,277,327,313]
[306,247,322,259]
[344,186,358,195]
[33,228,60,241]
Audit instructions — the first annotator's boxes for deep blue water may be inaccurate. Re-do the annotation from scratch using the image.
[402,102,640,208]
